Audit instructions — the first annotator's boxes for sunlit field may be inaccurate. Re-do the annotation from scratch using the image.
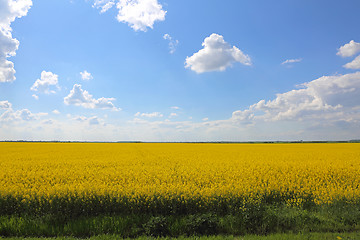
[1,142,360,237]
[1,143,360,207]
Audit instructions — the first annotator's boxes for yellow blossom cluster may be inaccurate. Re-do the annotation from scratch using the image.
[1,142,360,208]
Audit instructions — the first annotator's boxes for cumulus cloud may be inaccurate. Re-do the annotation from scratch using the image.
[64,84,120,111]
[80,70,93,80]
[281,58,302,65]
[0,100,42,123]
[134,111,163,118]
[337,40,360,57]
[93,0,166,31]
[32,94,38,100]
[116,0,166,31]
[163,34,179,54]
[124,72,360,141]
[232,72,360,123]
[0,106,47,123]
[343,55,360,69]
[185,33,251,73]
[0,0,32,82]
[3,70,360,142]
[52,109,60,114]
[30,71,59,94]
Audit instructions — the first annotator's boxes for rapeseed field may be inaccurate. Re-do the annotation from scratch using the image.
[1,142,360,217]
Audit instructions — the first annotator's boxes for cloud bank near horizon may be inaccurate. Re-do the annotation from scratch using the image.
[2,71,360,141]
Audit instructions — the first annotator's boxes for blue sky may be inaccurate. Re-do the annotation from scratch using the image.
[1,0,360,141]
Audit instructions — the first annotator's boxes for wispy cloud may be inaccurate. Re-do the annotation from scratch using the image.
[93,0,115,13]
[281,58,302,65]
[134,112,163,118]
[163,34,179,54]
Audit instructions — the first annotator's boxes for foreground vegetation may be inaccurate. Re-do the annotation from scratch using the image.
[1,203,360,237]
[1,143,360,237]
[2,231,360,240]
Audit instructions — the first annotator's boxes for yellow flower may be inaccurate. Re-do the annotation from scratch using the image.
[0,142,359,208]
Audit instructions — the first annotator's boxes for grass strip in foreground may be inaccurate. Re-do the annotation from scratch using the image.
[1,232,360,240]
[1,203,360,238]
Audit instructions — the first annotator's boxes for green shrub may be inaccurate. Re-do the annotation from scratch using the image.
[142,216,169,237]
[184,213,219,236]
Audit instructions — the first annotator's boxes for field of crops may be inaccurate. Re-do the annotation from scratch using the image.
[1,142,360,211]
[1,142,360,237]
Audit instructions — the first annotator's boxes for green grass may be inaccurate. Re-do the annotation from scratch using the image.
[1,196,360,238]
[1,232,360,240]
[1,203,360,238]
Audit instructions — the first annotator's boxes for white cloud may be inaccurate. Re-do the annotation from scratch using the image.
[2,70,360,141]
[169,112,177,118]
[52,109,60,114]
[123,72,360,141]
[116,0,166,31]
[134,111,163,118]
[73,115,88,122]
[337,40,360,57]
[0,108,47,123]
[0,100,12,109]
[232,71,360,123]
[282,58,302,65]
[72,115,102,125]
[0,100,44,123]
[30,71,59,94]
[0,0,32,83]
[42,119,53,125]
[80,70,93,81]
[64,84,120,111]
[32,94,38,100]
[93,0,115,13]
[202,117,209,121]
[343,55,360,69]
[89,116,100,125]
[92,0,166,31]
[171,106,180,110]
[16,109,37,121]
[185,33,251,73]
[163,34,179,54]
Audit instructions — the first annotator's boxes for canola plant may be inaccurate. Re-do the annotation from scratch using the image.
[1,142,360,215]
